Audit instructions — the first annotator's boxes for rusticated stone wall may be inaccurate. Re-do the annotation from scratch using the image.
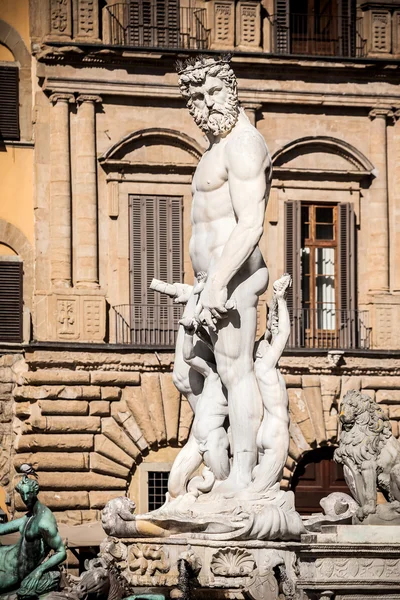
[1,348,400,526]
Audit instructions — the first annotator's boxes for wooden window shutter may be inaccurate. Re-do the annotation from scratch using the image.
[275,0,290,54]
[130,195,183,342]
[0,66,19,141]
[0,261,23,342]
[128,0,180,47]
[284,200,301,346]
[338,202,356,346]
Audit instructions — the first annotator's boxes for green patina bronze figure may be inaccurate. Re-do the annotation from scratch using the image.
[0,470,66,598]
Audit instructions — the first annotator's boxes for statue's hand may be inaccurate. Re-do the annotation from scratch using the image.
[194,282,229,331]
[19,567,44,593]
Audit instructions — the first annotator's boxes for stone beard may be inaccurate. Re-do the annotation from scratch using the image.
[178,62,239,136]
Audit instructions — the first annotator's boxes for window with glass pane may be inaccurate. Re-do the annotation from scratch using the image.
[148,471,170,511]
[301,204,337,347]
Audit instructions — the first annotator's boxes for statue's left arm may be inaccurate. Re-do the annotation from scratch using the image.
[196,130,270,322]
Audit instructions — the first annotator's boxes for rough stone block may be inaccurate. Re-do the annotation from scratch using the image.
[25,370,90,385]
[90,401,110,416]
[15,402,31,417]
[14,452,89,471]
[41,416,100,433]
[101,387,121,401]
[111,402,148,451]
[94,435,133,470]
[101,417,140,460]
[320,376,341,397]
[90,372,140,386]
[89,490,125,510]
[39,400,89,415]
[14,385,101,401]
[340,376,361,399]
[288,388,309,423]
[283,375,302,387]
[37,471,127,490]
[123,387,157,447]
[90,452,130,479]
[55,510,100,525]
[389,406,400,419]
[302,375,320,388]
[15,491,89,511]
[362,377,400,390]
[160,372,180,444]
[141,373,166,444]
[16,434,94,452]
[391,420,399,438]
[376,390,400,404]
[0,383,13,398]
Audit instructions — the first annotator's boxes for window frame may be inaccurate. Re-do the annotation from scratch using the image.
[301,202,339,347]
[138,462,172,513]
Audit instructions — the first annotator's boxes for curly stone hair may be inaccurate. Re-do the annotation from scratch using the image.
[334,390,392,470]
[177,55,237,104]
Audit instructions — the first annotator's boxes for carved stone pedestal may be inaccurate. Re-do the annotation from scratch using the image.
[100,537,300,600]
[297,526,400,599]
[100,528,400,600]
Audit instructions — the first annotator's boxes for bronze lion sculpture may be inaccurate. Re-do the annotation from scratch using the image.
[334,390,400,522]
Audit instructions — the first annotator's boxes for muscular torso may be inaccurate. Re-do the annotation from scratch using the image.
[190,118,266,278]
[18,510,51,579]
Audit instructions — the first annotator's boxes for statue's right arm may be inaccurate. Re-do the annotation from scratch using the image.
[0,515,27,535]
[270,296,291,359]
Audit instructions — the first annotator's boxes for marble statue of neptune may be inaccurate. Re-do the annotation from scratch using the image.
[102,56,305,541]
[170,55,271,496]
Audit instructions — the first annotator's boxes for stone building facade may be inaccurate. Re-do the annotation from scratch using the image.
[2,0,400,551]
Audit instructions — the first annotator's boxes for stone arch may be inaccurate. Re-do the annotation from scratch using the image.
[272,136,375,175]
[0,19,32,140]
[0,219,33,314]
[99,127,204,169]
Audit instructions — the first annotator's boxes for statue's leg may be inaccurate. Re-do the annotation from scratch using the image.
[251,374,290,492]
[167,433,203,498]
[18,569,60,598]
[214,267,268,491]
[204,427,230,481]
[0,543,20,593]
[172,293,208,412]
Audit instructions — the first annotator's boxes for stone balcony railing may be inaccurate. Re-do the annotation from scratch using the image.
[45,1,400,59]
[112,304,370,350]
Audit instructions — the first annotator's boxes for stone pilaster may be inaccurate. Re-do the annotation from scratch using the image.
[75,95,101,288]
[242,102,262,127]
[50,93,74,288]
[389,108,400,291]
[368,107,392,293]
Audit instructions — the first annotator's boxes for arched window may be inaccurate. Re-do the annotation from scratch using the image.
[291,446,351,515]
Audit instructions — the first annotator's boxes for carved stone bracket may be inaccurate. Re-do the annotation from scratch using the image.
[49,92,75,105]
[368,107,395,121]
[77,94,102,105]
